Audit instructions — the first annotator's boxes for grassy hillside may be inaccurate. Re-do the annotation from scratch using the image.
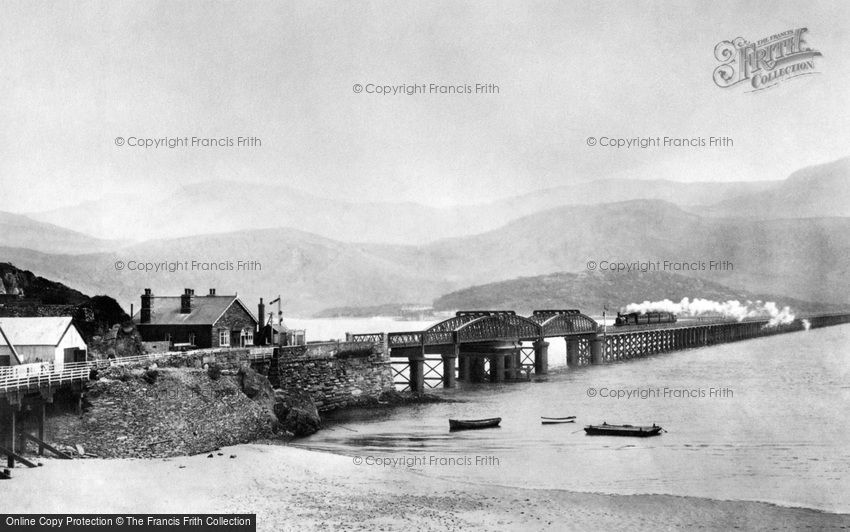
[432,271,841,315]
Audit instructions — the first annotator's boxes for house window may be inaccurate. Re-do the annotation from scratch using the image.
[241,328,253,347]
[219,329,230,347]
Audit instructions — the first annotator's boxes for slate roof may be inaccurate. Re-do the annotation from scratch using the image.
[134,295,257,326]
[0,317,76,346]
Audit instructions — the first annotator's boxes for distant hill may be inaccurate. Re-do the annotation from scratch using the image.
[313,303,421,319]
[432,271,841,315]
[27,177,777,244]
[0,211,120,255]
[19,157,850,247]
[414,200,850,307]
[500,178,776,215]
[0,226,455,316]
[700,157,850,219]
[3,198,850,316]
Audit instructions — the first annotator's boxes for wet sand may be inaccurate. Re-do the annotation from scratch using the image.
[7,443,849,531]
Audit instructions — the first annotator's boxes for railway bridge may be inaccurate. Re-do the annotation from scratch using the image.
[349,310,850,392]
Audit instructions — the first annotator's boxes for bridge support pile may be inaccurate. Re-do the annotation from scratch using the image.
[533,340,549,375]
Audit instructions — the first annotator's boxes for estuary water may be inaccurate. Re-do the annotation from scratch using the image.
[294,321,850,513]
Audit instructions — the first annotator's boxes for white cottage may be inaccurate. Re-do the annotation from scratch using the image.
[0,317,87,368]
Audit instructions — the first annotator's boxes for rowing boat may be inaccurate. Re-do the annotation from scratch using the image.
[584,423,662,437]
[541,416,576,424]
[449,417,502,431]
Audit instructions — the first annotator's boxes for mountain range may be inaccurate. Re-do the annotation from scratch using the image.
[0,211,120,254]
[27,177,777,244]
[1,156,849,317]
[702,158,850,219]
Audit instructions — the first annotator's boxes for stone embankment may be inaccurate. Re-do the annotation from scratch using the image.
[45,364,287,459]
[41,341,396,458]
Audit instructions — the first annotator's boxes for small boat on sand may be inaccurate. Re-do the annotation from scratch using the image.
[584,423,662,437]
[541,416,576,424]
[449,417,502,431]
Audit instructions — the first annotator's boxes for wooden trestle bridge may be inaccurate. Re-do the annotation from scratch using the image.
[348,310,850,392]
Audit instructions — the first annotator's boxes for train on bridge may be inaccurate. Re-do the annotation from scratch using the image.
[614,311,677,327]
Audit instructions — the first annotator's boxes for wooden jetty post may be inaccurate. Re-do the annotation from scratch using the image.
[7,408,15,469]
[37,402,45,456]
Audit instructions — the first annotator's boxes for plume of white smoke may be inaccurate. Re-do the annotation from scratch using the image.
[623,297,795,328]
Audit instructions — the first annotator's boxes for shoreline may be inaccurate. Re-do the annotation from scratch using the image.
[6,443,848,531]
[290,443,850,516]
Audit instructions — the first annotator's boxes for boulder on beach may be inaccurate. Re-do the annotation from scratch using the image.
[238,366,277,416]
[273,389,321,437]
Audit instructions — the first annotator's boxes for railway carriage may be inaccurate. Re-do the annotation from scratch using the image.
[614,311,677,326]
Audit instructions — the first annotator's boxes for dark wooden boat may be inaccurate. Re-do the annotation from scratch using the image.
[541,416,576,424]
[584,423,662,437]
[449,417,502,431]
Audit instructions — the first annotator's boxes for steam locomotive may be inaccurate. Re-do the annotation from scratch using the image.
[614,311,677,326]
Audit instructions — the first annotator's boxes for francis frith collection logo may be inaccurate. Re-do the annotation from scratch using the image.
[713,28,821,92]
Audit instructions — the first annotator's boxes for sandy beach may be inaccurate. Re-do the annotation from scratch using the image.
[5,443,849,531]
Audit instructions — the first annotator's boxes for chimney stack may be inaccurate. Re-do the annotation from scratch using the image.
[209,288,216,296]
[258,298,266,343]
[140,288,153,323]
[180,288,195,314]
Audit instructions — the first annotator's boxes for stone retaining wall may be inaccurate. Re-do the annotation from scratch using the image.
[117,342,392,411]
[272,342,393,411]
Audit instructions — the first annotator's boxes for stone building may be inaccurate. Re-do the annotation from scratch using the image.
[133,288,258,349]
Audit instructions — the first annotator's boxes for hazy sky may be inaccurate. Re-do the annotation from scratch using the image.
[1,1,848,212]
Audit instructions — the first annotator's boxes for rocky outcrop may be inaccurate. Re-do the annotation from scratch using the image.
[44,366,277,458]
[0,263,129,345]
[238,366,277,418]
[232,365,324,438]
[273,389,321,437]
[87,322,145,359]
